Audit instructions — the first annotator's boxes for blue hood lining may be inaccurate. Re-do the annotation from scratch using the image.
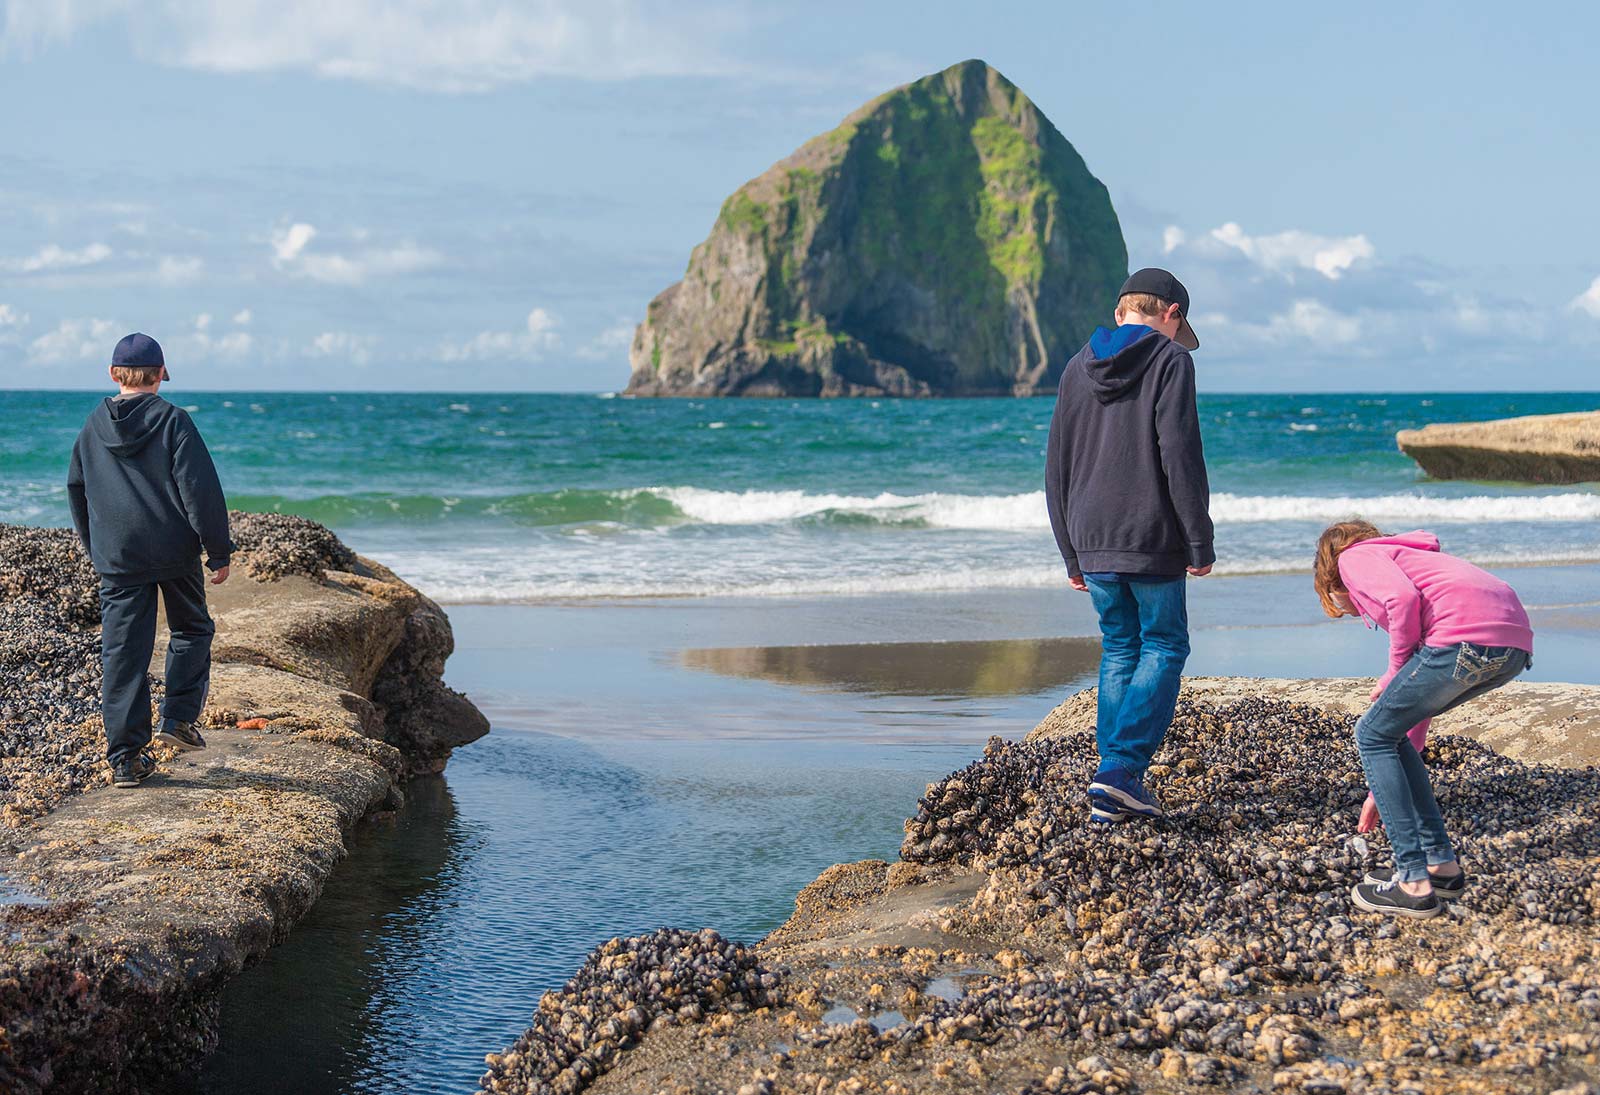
[1089,324,1158,360]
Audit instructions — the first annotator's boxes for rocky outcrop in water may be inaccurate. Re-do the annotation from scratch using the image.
[625,59,1127,397]
[0,515,488,1093]
[1397,410,1600,483]
[479,680,1600,1095]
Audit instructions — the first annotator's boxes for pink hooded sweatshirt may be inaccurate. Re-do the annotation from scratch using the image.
[1337,530,1534,693]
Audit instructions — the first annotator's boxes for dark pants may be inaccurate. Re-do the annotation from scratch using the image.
[1086,574,1190,777]
[99,566,215,764]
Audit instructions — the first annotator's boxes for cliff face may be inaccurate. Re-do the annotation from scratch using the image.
[625,59,1127,398]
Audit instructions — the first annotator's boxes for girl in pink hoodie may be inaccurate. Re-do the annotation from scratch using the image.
[1314,521,1533,920]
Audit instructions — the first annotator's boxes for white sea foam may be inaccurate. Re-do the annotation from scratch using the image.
[401,545,1600,604]
[642,486,1600,530]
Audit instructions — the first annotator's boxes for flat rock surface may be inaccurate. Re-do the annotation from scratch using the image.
[1397,410,1600,483]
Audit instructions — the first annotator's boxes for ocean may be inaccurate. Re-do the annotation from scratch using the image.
[4,391,1597,602]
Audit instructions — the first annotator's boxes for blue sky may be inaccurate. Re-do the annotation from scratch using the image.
[2,1,1597,392]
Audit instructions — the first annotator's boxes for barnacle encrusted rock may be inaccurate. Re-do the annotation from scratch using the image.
[0,515,488,1093]
[479,684,1600,1095]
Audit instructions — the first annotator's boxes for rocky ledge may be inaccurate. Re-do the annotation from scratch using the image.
[0,515,488,1094]
[479,678,1599,1095]
[1397,410,1600,484]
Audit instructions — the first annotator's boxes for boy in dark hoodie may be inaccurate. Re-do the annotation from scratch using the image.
[67,333,233,788]
[1045,269,1215,823]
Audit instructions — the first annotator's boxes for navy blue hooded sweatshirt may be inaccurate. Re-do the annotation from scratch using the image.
[67,393,234,584]
[1044,325,1214,579]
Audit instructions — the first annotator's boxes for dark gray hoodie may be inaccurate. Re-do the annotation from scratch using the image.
[67,392,233,584]
[1044,324,1214,578]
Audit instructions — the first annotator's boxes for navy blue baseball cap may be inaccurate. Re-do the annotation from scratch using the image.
[111,332,169,377]
[1118,268,1199,351]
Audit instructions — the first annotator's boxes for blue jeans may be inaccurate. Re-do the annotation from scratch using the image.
[1086,575,1189,777]
[1356,642,1529,882]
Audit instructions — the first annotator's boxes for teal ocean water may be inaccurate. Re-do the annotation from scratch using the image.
[5,391,1596,599]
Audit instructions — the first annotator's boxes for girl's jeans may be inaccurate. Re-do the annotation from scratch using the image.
[1356,642,1529,882]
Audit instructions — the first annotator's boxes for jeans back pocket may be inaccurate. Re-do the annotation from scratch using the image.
[1453,643,1512,687]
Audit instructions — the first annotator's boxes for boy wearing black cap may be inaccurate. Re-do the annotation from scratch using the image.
[1044,269,1215,823]
[66,333,234,788]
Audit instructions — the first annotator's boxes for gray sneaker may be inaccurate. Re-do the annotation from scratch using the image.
[1363,867,1467,898]
[155,720,207,751]
[1351,879,1444,920]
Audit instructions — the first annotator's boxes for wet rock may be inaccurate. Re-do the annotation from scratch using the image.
[476,928,783,1095]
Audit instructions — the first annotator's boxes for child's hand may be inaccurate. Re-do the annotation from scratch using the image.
[1068,574,1088,592]
[1368,685,1383,702]
[210,565,230,585]
[1358,794,1381,833]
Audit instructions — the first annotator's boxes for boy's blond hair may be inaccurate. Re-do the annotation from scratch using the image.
[110,365,163,388]
[1117,292,1174,320]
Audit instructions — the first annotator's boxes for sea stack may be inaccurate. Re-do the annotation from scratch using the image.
[625,59,1128,398]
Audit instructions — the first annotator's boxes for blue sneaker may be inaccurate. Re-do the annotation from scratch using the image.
[1088,765,1163,819]
[1088,798,1132,824]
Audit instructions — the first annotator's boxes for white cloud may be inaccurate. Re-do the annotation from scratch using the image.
[273,222,317,262]
[1214,300,1362,348]
[1571,276,1600,319]
[271,221,439,285]
[576,321,636,361]
[307,331,377,365]
[297,245,439,285]
[175,316,255,362]
[156,255,204,284]
[440,307,560,362]
[1206,222,1374,280]
[27,317,121,364]
[1161,226,1185,255]
[4,242,113,274]
[0,303,25,327]
[1269,300,1361,343]
[2,0,742,92]
[232,308,253,325]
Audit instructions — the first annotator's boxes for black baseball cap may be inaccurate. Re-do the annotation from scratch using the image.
[1118,268,1198,351]
[111,332,170,380]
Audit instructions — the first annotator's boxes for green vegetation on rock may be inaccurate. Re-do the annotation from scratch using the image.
[627,59,1127,397]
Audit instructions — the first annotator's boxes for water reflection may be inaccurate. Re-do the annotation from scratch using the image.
[178,776,463,1094]
[679,636,1102,697]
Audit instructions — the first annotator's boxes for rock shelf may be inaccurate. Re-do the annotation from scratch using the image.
[1397,411,1600,484]
[0,516,488,1094]
[480,682,1600,1095]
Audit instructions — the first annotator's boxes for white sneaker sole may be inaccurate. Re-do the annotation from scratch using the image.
[1350,884,1443,919]
[1087,781,1162,817]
